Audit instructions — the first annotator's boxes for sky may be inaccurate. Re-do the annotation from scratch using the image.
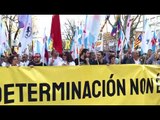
[34,15,86,37]
[60,15,115,34]
[25,15,160,43]
[26,15,160,38]
[34,15,114,39]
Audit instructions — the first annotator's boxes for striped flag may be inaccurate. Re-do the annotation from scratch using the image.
[134,33,142,49]
[118,30,124,50]
[151,31,157,52]
[111,15,121,37]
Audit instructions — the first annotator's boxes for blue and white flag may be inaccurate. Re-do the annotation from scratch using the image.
[18,15,32,55]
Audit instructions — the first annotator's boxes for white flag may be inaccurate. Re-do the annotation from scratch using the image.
[0,18,9,55]
[125,15,132,49]
[86,15,103,48]
[18,15,32,55]
[141,19,152,53]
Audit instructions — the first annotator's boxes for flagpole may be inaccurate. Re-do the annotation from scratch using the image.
[155,16,158,52]
[119,36,127,64]
[77,45,80,66]
[95,49,99,65]
[43,27,46,66]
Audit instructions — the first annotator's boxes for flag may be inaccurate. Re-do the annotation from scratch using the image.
[84,15,103,51]
[47,36,53,51]
[78,22,83,46]
[125,15,132,49]
[0,19,10,55]
[43,31,49,65]
[151,31,157,52]
[134,33,142,49]
[111,15,121,36]
[18,15,28,28]
[118,29,124,52]
[18,15,32,55]
[35,40,41,54]
[70,38,75,59]
[141,19,152,53]
[50,15,62,54]
[73,26,79,59]
[82,15,88,49]
[157,31,160,49]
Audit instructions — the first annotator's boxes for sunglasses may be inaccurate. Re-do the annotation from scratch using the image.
[34,56,40,58]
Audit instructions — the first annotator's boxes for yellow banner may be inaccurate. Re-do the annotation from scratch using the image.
[0,65,160,105]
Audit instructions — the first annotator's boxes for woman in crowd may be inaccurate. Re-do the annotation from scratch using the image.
[60,51,75,66]
[1,55,10,67]
[109,55,116,64]
[8,55,19,66]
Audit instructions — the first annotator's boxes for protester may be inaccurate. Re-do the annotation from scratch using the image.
[8,55,19,66]
[28,53,46,66]
[0,55,10,67]
[75,48,90,65]
[48,49,62,66]
[60,51,75,66]
[96,51,108,65]
[20,54,29,66]
[88,52,97,65]
[109,55,116,64]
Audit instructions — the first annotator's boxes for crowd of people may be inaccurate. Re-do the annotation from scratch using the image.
[0,48,160,67]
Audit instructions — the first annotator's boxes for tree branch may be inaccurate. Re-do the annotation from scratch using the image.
[14,27,20,40]
[132,15,142,30]
[107,18,114,28]
[63,28,72,41]
[5,21,9,32]
[100,18,107,32]
[131,15,139,28]
[2,15,17,22]
[122,15,125,22]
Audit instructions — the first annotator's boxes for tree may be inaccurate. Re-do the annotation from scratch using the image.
[2,15,38,54]
[107,15,142,48]
[2,15,20,47]
[62,19,76,44]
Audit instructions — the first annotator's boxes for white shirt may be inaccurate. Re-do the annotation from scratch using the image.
[134,59,140,64]
[59,60,75,66]
[48,57,63,66]
[20,61,29,66]
[1,62,10,67]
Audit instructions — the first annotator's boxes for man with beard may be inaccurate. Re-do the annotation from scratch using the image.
[28,53,46,66]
